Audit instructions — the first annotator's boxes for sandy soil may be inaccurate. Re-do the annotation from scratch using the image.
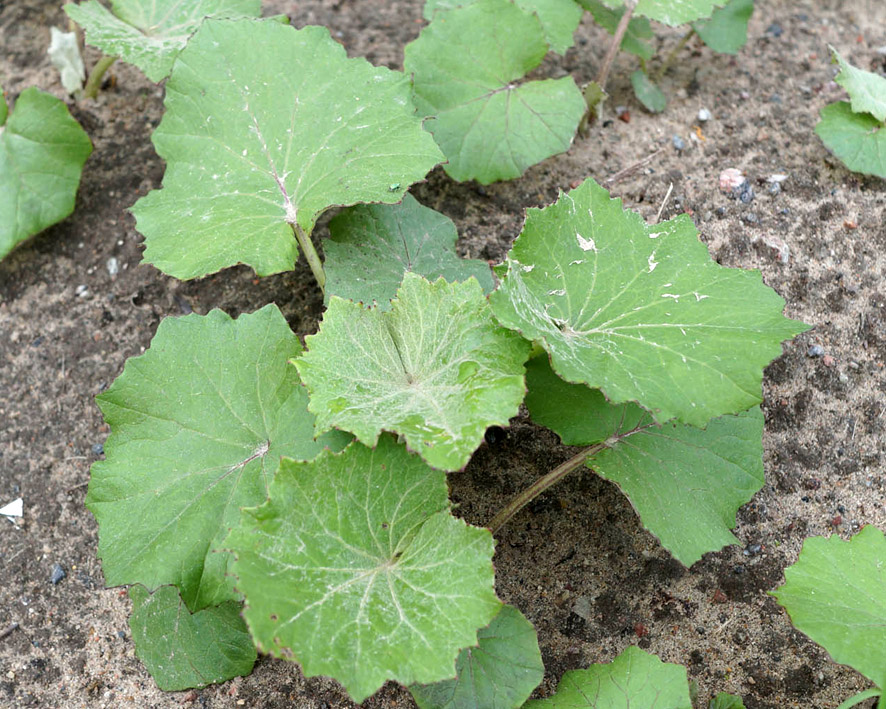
[1,0,885,707]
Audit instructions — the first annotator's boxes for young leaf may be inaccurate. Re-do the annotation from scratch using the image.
[594,0,727,26]
[578,0,655,61]
[772,525,886,690]
[295,272,530,472]
[129,585,256,691]
[0,87,93,261]
[131,19,444,280]
[64,0,261,82]
[815,102,886,179]
[409,604,544,709]
[631,69,667,112]
[405,0,586,184]
[88,305,348,612]
[709,694,746,709]
[47,27,86,93]
[489,178,808,428]
[423,0,583,55]
[525,356,764,565]
[524,646,692,707]
[830,47,886,122]
[324,194,494,310]
[225,436,501,703]
[694,0,754,56]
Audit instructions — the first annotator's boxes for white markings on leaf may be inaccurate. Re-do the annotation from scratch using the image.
[576,232,596,252]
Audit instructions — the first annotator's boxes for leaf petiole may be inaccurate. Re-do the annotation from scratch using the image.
[836,688,882,709]
[82,54,117,99]
[291,222,326,292]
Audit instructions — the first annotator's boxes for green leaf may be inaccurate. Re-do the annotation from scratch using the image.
[131,19,443,280]
[0,87,93,261]
[815,102,886,179]
[129,585,256,691]
[88,305,348,611]
[409,604,544,709]
[578,0,655,61]
[489,178,808,427]
[830,46,886,122]
[772,525,886,689]
[524,646,692,707]
[0,90,7,126]
[296,272,529,471]
[405,0,586,185]
[324,194,494,310]
[694,0,754,55]
[630,69,667,112]
[225,436,501,703]
[64,0,261,82]
[709,694,747,709]
[525,356,764,565]
[596,0,726,25]
[423,0,583,55]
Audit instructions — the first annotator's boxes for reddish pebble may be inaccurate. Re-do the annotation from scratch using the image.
[633,622,649,637]
[823,355,835,367]
[617,109,631,123]
[831,515,842,526]
[843,220,857,229]
[712,589,728,603]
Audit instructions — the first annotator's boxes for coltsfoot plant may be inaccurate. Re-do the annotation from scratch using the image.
[84,7,811,708]
[0,87,92,260]
[816,47,886,179]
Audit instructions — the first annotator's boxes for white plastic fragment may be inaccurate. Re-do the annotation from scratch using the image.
[697,108,712,122]
[47,28,85,94]
[767,174,789,183]
[0,498,23,518]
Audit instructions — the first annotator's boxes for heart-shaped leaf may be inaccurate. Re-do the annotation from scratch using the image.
[225,436,501,703]
[693,0,754,55]
[490,178,808,427]
[131,18,443,279]
[405,0,585,184]
[324,194,493,310]
[64,0,261,82]
[772,525,886,689]
[816,102,886,179]
[0,88,92,260]
[524,646,692,707]
[129,584,256,691]
[578,0,655,60]
[525,356,764,565]
[88,305,348,611]
[830,47,886,123]
[409,604,544,709]
[295,272,529,471]
[423,0,583,55]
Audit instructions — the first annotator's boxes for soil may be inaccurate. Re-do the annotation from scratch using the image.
[2,0,885,707]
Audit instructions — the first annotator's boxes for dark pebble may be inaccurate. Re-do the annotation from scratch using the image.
[50,563,66,585]
[807,344,825,357]
[769,182,781,195]
[739,186,755,203]
[744,543,763,556]
[672,135,686,151]
[116,630,126,640]
[92,443,104,456]
[743,213,758,224]
[733,564,746,575]
[484,426,507,446]
[766,22,784,37]
[715,206,727,217]
[770,93,783,103]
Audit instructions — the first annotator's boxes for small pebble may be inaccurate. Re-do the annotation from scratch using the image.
[768,182,781,195]
[743,212,758,224]
[807,345,824,357]
[743,543,763,557]
[739,186,755,204]
[106,257,119,277]
[75,284,89,298]
[50,563,66,585]
[116,630,126,640]
[92,443,104,456]
[697,108,712,122]
[765,22,784,37]
[672,135,686,151]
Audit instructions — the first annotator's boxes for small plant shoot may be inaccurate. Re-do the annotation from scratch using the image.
[225,436,500,702]
[816,47,886,179]
[406,0,586,184]
[773,526,886,707]
[132,18,443,282]
[65,0,262,83]
[324,194,494,309]
[0,87,93,261]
